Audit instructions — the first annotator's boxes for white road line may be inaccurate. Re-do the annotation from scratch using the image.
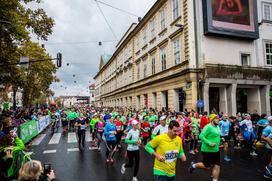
[48,133,62,144]
[89,147,98,150]
[43,150,57,154]
[31,134,46,145]
[85,131,92,142]
[68,132,77,143]
[67,148,79,152]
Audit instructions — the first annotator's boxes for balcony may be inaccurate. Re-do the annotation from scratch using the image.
[204,64,272,81]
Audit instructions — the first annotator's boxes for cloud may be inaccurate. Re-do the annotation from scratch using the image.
[30,0,156,96]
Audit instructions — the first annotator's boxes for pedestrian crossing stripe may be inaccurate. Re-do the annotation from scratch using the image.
[68,132,77,143]
[43,150,57,154]
[67,148,79,152]
[31,134,46,145]
[49,133,62,144]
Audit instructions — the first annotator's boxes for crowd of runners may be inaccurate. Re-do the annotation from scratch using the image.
[50,106,272,181]
[1,105,272,181]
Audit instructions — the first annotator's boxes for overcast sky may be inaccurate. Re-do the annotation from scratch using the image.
[30,0,156,97]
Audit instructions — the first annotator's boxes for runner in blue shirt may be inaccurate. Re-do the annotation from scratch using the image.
[262,116,272,179]
[218,114,231,162]
[104,116,117,164]
[257,114,269,141]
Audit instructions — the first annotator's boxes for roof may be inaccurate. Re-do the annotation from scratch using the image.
[89,83,95,87]
[99,54,112,70]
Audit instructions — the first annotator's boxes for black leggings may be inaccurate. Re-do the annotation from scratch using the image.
[78,130,86,147]
[125,150,140,177]
[190,135,198,150]
[106,141,116,159]
[116,131,123,146]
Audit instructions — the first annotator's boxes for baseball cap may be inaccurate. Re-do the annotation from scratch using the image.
[268,116,272,122]
[160,116,166,121]
[209,114,219,121]
[131,120,139,125]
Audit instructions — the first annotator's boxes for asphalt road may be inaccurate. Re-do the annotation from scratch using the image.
[27,126,268,181]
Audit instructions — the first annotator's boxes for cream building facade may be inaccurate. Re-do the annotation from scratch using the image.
[94,0,272,115]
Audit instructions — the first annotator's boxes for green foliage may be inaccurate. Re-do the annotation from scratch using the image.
[0,0,55,107]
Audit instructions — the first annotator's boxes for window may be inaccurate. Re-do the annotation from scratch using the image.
[173,38,180,65]
[137,63,140,80]
[263,3,272,21]
[241,53,250,66]
[150,18,156,38]
[160,8,166,31]
[265,42,272,65]
[143,64,147,78]
[172,0,179,20]
[143,28,147,45]
[151,56,156,75]
[136,35,140,49]
[161,48,166,70]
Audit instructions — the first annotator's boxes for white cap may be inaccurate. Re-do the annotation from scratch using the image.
[268,116,272,122]
[160,116,166,121]
[131,120,139,125]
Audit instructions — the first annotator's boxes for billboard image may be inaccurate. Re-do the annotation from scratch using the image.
[203,0,259,39]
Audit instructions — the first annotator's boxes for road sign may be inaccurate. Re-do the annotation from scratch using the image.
[197,99,204,108]
[20,56,29,69]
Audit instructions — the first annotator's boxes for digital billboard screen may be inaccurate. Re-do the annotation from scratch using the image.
[203,0,259,39]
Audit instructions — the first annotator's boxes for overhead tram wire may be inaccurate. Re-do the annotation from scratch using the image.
[95,0,118,40]
[94,0,140,18]
[42,39,118,46]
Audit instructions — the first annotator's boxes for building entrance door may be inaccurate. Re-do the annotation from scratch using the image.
[209,87,219,113]
[236,88,247,113]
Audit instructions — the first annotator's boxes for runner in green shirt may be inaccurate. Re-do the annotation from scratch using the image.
[188,114,221,181]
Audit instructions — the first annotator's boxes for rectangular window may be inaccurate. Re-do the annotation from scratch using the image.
[150,18,156,38]
[263,3,272,21]
[265,42,272,65]
[137,63,140,80]
[160,8,166,31]
[161,48,166,70]
[172,0,179,20]
[173,39,180,65]
[152,56,156,75]
[143,28,147,45]
[143,64,147,78]
[136,35,140,49]
[241,53,250,66]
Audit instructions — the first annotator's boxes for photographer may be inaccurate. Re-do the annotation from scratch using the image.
[18,160,55,181]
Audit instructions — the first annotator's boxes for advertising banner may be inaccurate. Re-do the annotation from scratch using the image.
[19,120,39,144]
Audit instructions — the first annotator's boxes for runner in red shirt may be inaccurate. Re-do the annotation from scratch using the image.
[141,116,151,146]
[200,112,210,130]
[114,115,124,149]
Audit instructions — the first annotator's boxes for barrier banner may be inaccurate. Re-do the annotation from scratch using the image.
[19,120,39,144]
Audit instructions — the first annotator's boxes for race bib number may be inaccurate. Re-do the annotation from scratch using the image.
[116,126,121,131]
[165,150,178,163]
[80,125,85,130]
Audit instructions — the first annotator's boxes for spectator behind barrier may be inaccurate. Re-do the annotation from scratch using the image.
[18,160,56,181]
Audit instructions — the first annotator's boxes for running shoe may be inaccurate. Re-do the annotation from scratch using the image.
[110,158,114,164]
[121,164,126,174]
[264,172,272,180]
[266,165,272,175]
[106,159,110,163]
[132,177,138,181]
[224,156,231,162]
[250,151,258,156]
[189,150,195,155]
[188,162,195,174]
[97,147,101,152]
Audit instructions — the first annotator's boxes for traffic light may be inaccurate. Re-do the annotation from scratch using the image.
[57,52,62,67]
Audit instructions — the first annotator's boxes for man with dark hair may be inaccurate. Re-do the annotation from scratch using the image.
[145,120,186,181]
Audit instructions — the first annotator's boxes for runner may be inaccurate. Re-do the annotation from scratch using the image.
[141,116,151,146]
[61,111,68,133]
[90,114,99,141]
[75,113,88,150]
[95,116,105,151]
[114,115,124,149]
[121,120,141,181]
[151,116,168,139]
[145,120,186,181]
[104,116,117,164]
[239,114,258,156]
[188,114,221,181]
[262,116,272,179]
[190,113,200,155]
[218,114,231,161]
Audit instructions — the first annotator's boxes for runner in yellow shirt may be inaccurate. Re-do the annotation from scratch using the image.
[145,120,186,181]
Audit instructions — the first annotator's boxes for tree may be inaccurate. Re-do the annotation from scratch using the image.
[19,41,57,106]
[0,0,54,108]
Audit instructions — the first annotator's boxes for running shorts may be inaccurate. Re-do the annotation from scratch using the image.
[202,151,221,168]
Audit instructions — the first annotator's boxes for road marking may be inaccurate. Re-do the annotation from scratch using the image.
[43,150,57,154]
[68,132,77,143]
[48,133,62,144]
[67,148,79,152]
[89,147,98,150]
[31,134,46,145]
[85,131,92,142]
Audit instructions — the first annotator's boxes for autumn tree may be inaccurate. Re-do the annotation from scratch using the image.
[0,0,55,108]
